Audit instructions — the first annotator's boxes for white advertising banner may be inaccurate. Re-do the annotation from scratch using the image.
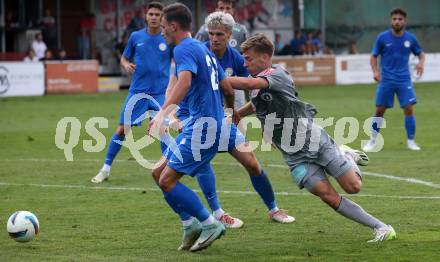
[336,54,374,85]
[0,62,45,97]
[336,53,440,85]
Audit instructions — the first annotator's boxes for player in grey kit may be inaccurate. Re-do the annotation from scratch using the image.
[228,34,397,242]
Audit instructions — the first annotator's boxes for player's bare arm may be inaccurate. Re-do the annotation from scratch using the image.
[120,56,136,74]
[236,101,255,118]
[370,55,380,82]
[228,76,269,90]
[416,52,425,77]
[150,70,191,136]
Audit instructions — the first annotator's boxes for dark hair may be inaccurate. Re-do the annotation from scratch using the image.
[241,33,274,57]
[147,1,164,11]
[163,3,192,31]
[390,8,407,18]
[217,0,235,8]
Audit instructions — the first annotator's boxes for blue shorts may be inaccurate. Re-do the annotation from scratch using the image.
[119,92,165,126]
[166,132,219,177]
[218,122,246,152]
[164,114,246,155]
[375,82,417,108]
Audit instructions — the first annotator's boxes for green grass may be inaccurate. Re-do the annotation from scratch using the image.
[1,83,440,261]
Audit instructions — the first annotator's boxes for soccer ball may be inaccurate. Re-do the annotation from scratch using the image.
[6,211,40,243]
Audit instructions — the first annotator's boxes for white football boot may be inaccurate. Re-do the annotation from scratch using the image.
[269,209,295,223]
[407,140,421,151]
[217,213,244,229]
[91,170,110,183]
[362,139,377,152]
[368,225,397,242]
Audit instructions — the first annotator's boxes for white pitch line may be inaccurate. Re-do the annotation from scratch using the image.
[1,181,440,200]
[1,158,440,189]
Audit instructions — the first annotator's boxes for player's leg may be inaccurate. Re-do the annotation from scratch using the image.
[363,83,391,152]
[228,124,294,223]
[159,166,225,252]
[323,147,396,242]
[230,147,295,223]
[91,124,129,183]
[195,164,244,228]
[92,92,149,183]
[397,83,420,150]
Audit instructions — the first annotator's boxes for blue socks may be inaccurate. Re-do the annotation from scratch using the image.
[405,115,416,140]
[196,165,220,212]
[104,133,125,165]
[163,192,192,221]
[164,182,210,222]
[250,170,277,210]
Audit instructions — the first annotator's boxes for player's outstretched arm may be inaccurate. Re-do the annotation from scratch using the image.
[228,76,269,90]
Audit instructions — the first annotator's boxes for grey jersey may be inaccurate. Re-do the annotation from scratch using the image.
[251,65,334,167]
[195,23,249,52]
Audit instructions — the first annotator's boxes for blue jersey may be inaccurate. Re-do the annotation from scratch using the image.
[204,42,249,78]
[123,29,171,94]
[174,38,225,134]
[372,30,422,84]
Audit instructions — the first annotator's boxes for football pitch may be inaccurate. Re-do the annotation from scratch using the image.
[1,83,439,261]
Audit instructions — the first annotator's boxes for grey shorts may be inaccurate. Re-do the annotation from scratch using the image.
[290,145,358,191]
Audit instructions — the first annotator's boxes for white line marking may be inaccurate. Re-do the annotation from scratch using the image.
[0,181,440,200]
[1,158,440,189]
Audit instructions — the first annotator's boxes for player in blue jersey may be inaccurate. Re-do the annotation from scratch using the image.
[150,3,229,252]
[194,11,295,226]
[363,8,425,152]
[152,11,294,231]
[91,2,171,183]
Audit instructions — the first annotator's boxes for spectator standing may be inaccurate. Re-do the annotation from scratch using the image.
[76,13,96,59]
[40,9,57,50]
[31,33,47,60]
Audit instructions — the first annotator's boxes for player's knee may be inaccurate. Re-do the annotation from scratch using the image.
[344,179,362,194]
[158,175,174,192]
[151,168,161,183]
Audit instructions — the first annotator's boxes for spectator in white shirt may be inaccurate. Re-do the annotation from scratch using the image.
[31,33,47,60]
[23,48,39,62]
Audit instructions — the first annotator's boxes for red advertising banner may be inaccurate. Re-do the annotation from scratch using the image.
[45,60,99,94]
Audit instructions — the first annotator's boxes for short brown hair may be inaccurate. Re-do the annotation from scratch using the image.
[163,3,192,31]
[390,8,407,18]
[217,0,235,8]
[240,33,274,57]
[147,1,164,11]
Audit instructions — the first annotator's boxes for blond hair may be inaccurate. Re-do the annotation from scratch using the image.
[240,33,274,57]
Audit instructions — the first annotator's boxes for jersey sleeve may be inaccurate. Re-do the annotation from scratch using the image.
[174,45,198,75]
[122,33,136,60]
[195,25,209,42]
[371,34,382,57]
[257,67,292,92]
[411,35,423,56]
